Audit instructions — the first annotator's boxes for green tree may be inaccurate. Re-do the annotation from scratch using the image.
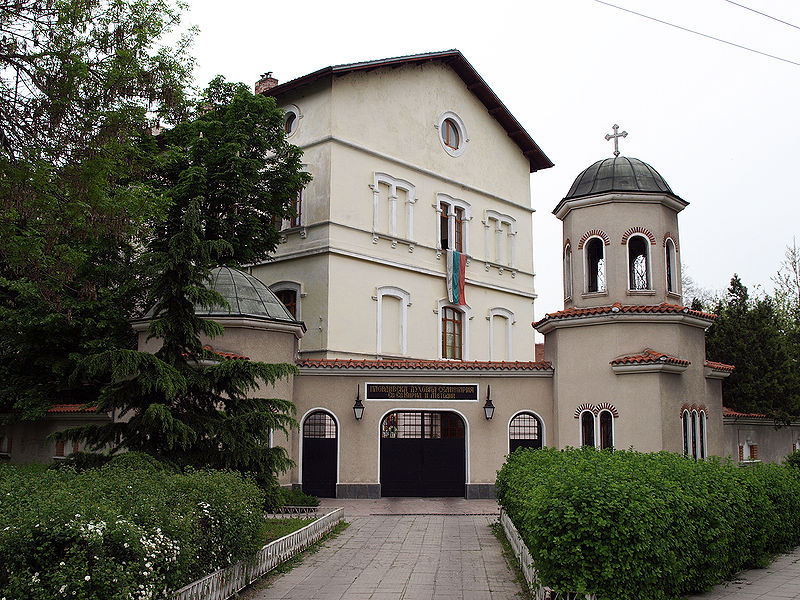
[705,275,800,419]
[60,79,311,493]
[0,0,194,419]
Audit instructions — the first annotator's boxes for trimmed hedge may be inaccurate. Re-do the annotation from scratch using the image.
[0,464,268,600]
[496,447,800,600]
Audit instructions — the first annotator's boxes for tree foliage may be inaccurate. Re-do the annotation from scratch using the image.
[705,274,800,419]
[0,0,194,418]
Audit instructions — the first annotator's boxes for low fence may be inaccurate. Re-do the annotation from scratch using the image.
[499,510,596,600]
[173,507,344,600]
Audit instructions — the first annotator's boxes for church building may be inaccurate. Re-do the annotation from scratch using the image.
[7,50,794,495]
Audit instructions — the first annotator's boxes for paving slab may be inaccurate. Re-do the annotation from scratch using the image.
[251,499,518,600]
[686,547,800,600]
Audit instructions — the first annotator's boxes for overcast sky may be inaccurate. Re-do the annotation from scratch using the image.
[184,0,800,323]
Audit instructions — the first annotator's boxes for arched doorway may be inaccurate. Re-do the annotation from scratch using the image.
[302,411,337,497]
[380,410,466,497]
[509,412,544,453]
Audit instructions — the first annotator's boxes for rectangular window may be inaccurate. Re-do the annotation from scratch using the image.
[738,445,744,462]
[442,307,462,360]
[290,189,303,228]
[440,202,450,249]
[750,444,758,460]
[275,289,297,319]
[454,207,464,252]
[55,440,65,458]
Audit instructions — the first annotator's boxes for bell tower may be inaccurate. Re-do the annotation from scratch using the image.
[553,132,688,310]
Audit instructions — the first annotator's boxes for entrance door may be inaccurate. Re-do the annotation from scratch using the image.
[380,411,466,497]
[509,412,543,453]
[302,411,337,497]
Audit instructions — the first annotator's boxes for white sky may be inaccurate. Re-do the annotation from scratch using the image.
[184,0,800,323]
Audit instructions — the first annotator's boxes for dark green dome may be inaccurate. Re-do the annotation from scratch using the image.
[564,157,676,200]
[196,266,296,322]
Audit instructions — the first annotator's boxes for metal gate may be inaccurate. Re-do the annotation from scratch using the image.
[509,412,543,453]
[302,411,337,498]
[380,411,466,497]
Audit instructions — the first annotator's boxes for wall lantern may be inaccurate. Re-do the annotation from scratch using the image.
[353,386,365,420]
[484,385,495,420]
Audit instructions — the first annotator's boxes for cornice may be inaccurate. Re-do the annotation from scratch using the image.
[535,311,713,334]
[552,191,689,220]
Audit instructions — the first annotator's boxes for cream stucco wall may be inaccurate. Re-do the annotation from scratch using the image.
[560,198,683,309]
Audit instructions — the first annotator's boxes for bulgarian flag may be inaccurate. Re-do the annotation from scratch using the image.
[446,249,467,305]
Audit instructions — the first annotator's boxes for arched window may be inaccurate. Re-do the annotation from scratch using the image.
[666,238,678,294]
[682,410,690,457]
[699,410,707,459]
[275,289,297,319]
[437,194,471,254]
[270,281,303,321]
[581,411,595,447]
[488,307,514,361]
[376,286,411,356]
[585,237,606,293]
[442,306,463,360]
[509,412,544,453]
[628,235,650,290]
[564,243,573,299]
[599,410,613,450]
[691,410,698,460]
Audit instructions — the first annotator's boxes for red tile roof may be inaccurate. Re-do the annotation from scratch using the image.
[705,360,735,373]
[47,404,99,414]
[534,302,716,328]
[203,346,250,361]
[297,359,552,371]
[261,50,553,173]
[610,349,690,367]
[723,406,768,418]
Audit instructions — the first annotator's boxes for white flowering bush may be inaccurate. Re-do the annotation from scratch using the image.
[0,464,266,599]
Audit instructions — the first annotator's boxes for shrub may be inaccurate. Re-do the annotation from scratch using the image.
[278,487,320,507]
[0,464,267,599]
[49,451,111,471]
[496,448,800,600]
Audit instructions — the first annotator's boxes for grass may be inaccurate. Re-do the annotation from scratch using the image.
[491,520,534,600]
[262,517,315,544]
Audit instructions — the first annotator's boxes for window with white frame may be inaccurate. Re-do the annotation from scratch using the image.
[599,410,614,450]
[666,238,678,294]
[509,412,544,452]
[372,173,416,242]
[283,104,301,138]
[580,411,595,447]
[488,307,514,361]
[438,299,471,360]
[627,235,651,290]
[437,111,468,157]
[585,237,606,293]
[375,286,411,356]
[564,243,573,300]
[682,408,708,460]
[270,281,304,321]
[436,194,471,254]
[483,210,516,267]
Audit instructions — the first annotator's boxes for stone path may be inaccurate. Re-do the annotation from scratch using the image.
[686,547,800,600]
[252,499,522,600]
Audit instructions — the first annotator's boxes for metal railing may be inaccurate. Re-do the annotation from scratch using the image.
[264,505,320,518]
[172,507,344,600]
[499,509,596,600]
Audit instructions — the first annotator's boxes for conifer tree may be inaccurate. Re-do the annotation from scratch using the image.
[60,79,311,492]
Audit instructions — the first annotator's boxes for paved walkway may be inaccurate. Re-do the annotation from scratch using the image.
[251,498,521,600]
[686,547,800,599]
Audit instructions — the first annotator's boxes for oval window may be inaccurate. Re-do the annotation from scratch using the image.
[285,112,297,135]
[442,118,460,150]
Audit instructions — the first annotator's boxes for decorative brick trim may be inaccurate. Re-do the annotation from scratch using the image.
[680,403,708,416]
[577,229,610,250]
[663,232,679,252]
[564,238,571,250]
[573,403,619,418]
[621,227,656,245]
[595,402,619,418]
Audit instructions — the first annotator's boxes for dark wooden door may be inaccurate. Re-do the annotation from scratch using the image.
[302,412,337,498]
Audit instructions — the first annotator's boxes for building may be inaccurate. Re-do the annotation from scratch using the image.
[5,50,795,491]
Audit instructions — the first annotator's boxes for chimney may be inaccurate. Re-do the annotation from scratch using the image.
[255,71,279,95]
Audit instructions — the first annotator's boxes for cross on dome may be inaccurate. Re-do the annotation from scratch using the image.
[605,124,628,157]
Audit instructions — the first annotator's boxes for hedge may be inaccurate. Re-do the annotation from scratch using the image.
[496,447,800,600]
[0,462,268,600]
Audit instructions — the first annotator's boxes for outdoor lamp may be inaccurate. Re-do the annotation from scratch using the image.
[483,385,495,420]
[353,386,365,420]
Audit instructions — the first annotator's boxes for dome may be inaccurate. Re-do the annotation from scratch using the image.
[195,266,296,322]
[564,157,676,200]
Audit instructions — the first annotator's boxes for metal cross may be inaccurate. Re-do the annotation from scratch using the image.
[605,124,628,157]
